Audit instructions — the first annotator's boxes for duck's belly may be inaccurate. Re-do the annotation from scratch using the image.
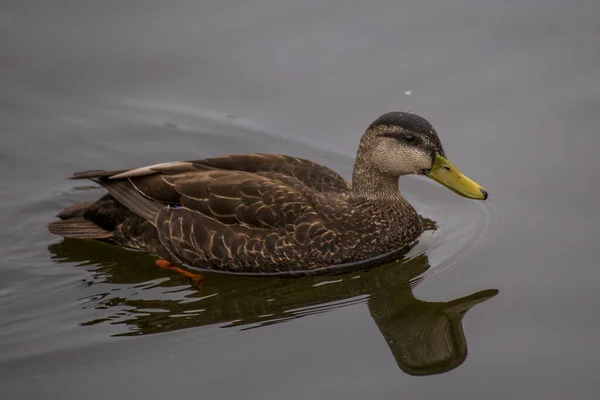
[166,223,422,276]
[113,211,423,276]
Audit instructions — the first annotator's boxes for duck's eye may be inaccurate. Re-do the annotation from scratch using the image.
[404,135,416,143]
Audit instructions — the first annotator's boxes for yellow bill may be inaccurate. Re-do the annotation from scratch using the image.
[426,154,488,200]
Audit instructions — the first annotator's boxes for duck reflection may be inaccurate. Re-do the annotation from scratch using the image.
[49,237,497,376]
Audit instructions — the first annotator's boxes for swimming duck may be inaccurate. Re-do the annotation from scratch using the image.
[49,112,487,275]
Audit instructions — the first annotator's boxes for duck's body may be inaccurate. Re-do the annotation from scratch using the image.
[49,112,487,275]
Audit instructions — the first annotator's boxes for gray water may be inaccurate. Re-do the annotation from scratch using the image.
[1,1,600,399]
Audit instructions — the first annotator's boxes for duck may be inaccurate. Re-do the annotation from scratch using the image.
[48,112,488,276]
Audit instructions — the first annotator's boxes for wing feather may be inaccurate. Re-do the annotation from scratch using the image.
[65,153,352,271]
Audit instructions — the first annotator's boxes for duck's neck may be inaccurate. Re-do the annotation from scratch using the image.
[348,157,421,251]
[349,155,404,202]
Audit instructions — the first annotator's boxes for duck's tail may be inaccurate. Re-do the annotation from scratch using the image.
[48,201,113,239]
[48,218,113,239]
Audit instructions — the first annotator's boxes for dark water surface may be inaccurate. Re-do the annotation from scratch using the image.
[1,1,600,399]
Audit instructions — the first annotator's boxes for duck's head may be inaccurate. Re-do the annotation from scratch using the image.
[353,112,488,200]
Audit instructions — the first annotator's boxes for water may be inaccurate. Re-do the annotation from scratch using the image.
[1,1,600,399]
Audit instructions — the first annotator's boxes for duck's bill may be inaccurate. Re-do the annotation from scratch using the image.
[426,154,488,200]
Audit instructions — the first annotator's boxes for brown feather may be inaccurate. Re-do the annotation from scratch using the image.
[48,218,113,239]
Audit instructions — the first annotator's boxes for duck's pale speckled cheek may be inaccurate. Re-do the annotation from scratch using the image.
[372,141,433,176]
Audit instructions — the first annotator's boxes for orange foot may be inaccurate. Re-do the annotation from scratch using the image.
[155,259,205,289]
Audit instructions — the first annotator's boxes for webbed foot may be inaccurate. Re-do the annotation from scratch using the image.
[155,259,205,290]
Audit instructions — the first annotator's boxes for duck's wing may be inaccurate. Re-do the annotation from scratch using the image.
[160,170,326,229]
[71,163,337,230]
[71,153,350,194]
[75,166,345,272]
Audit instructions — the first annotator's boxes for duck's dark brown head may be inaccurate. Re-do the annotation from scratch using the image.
[353,112,488,200]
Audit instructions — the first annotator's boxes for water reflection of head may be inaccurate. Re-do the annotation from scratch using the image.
[367,258,498,376]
